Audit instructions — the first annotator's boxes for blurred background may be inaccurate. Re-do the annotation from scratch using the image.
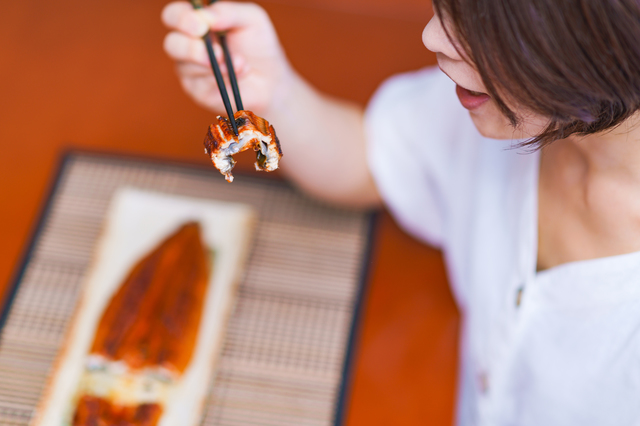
[0,0,459,424]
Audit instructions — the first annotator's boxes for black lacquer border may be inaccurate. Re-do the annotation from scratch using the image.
[333,210,379,426]
[0,153,71,336]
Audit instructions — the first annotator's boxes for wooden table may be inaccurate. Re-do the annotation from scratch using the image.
[0,0,459,424]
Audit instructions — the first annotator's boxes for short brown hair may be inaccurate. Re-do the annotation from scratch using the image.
[432,0,640,147]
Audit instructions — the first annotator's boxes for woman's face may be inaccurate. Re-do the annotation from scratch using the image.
[422,14,548,140]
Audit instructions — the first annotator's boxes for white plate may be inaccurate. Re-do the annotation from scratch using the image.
[32,187,256,426]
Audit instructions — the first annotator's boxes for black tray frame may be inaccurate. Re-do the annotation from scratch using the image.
[0,149,379,426]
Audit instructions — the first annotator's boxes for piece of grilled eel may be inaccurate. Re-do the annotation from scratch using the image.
[204,110,283,182]
[71,222,210,426]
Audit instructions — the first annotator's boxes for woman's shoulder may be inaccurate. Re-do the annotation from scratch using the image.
[364,67,483,247]
[373,66,453,95]
[370,67,466,116]
[367,66,528,167]
[366,67,480,152]
[364,66,534,249]
[366,66,494,176]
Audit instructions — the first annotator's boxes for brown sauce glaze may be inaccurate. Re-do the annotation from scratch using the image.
[89,221,210,374]
[203,110,282,182]
[72,395,163,426]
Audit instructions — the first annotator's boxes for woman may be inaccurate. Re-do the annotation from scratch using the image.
[162,0,640,423]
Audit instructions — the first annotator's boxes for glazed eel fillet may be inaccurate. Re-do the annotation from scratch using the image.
[71,222,210,426]
[204,110,283,182]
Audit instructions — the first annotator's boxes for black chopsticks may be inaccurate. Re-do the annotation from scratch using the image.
[218,32,244,112]
[189,0,244,136]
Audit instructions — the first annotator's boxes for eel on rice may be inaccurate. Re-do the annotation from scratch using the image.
[71,222,210,426]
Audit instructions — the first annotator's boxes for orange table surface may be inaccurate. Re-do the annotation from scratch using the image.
[0,0,459,424]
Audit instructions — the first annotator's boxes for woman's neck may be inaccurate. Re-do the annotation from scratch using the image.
[560,113,640,182]
[536,112,640,270]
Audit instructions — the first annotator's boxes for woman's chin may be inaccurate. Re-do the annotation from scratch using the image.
[468,102,551,141]
[469,110,517,140]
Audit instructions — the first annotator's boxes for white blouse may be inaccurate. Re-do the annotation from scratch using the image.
[365,67,640,426]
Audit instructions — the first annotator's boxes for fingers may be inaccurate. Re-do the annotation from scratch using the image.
[179,73,219,105]
[162,2,209,37]
[176,62,212,78]
[164,31,210,65]
[176,53,247,76]
[162,1,271,35]
[205,2,271,33]
[165,32,247,72]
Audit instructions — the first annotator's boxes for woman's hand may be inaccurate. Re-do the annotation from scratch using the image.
[162,1,380,207]
[162,1,292,115]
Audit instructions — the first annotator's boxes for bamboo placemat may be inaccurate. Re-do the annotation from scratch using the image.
[0,152,373,426]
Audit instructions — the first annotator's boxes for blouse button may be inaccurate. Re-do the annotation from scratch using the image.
[515,286,524,308]
[478,372,489,394]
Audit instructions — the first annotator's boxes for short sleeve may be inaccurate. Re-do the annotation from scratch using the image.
[364,67,479,249]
